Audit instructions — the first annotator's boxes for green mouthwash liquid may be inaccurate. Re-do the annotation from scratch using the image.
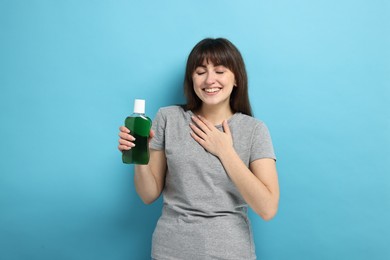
[122,99,152,164]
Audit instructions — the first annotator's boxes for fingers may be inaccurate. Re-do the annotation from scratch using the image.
[189,122,207,140]
[119,126,130,133]
[190,130,206,146]
[119,137,135,146]
[149,129,155,138]
[118,138,135,151]
[118,143,134,151]
[118,126,135,151]
[191,115,213,133]
[222,120,231,136]
[118,131,134,140]
[118,126,155,152]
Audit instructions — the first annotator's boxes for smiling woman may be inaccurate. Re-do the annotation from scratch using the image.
[183,38,252,118]
[192,61,236,116]
[118,38,279,259]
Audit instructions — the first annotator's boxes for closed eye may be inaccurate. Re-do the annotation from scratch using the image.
[215,65,227,74]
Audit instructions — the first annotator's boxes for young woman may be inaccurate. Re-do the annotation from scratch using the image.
[118,38,279,260]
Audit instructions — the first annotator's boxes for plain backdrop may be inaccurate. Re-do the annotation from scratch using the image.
[1,1,389,259]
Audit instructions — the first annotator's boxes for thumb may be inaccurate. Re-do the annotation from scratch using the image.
[222,120,231,136]
[149,129,155,137]
[148,129,155,141]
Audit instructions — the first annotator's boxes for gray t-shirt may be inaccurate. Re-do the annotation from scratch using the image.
[150,106,276,260]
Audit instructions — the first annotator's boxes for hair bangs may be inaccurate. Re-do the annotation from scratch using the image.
[191,42,235,72]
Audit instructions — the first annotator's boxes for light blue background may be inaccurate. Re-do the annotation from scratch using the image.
[1,1,389,259]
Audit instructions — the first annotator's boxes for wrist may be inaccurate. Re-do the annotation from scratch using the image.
[217,145,236,160]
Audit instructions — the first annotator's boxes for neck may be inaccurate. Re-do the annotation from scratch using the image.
[197,104,234,125]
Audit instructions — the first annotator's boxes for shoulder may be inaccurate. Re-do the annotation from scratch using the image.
[154,105,190,124]
[232,114,272,140]
[155,105,186,119]
[157,105,185,114]
[233,113,268,129]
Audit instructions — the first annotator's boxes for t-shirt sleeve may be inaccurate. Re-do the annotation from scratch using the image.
[250,122,276,163]
[149,108,166,150]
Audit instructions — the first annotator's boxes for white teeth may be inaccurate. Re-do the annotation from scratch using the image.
[204,88,220,93]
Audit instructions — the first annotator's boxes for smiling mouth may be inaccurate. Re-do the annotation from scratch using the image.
[203,87,221,93]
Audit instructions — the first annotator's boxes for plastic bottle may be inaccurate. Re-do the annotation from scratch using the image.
[122,99,152,164]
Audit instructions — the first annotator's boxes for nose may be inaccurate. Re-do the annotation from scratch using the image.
[205,71,216,84]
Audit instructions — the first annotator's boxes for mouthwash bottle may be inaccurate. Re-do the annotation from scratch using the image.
[122,99,152,164]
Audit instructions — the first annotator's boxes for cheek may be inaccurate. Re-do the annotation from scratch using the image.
[192,77,202,89]
[229,75,236,86]
[192,81,200,93]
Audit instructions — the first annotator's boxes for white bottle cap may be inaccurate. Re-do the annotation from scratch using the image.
[134,99,145,114]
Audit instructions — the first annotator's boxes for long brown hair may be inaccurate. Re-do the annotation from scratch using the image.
[183,38,253,116]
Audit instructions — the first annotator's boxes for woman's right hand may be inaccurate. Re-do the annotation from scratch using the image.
[118,126,135,152]
[118,126,155,152]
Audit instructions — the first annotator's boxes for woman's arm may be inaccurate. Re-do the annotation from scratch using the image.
[190,116,279,220]
[134,149,167,204]
[219,153,279,220]
[119,127,167,204]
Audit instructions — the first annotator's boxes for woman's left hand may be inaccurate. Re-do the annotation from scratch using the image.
[190,115,233,158]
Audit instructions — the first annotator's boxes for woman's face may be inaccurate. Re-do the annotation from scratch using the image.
[192,60,236,108]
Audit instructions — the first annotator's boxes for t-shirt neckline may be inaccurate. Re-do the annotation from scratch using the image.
[187,109,240,128]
